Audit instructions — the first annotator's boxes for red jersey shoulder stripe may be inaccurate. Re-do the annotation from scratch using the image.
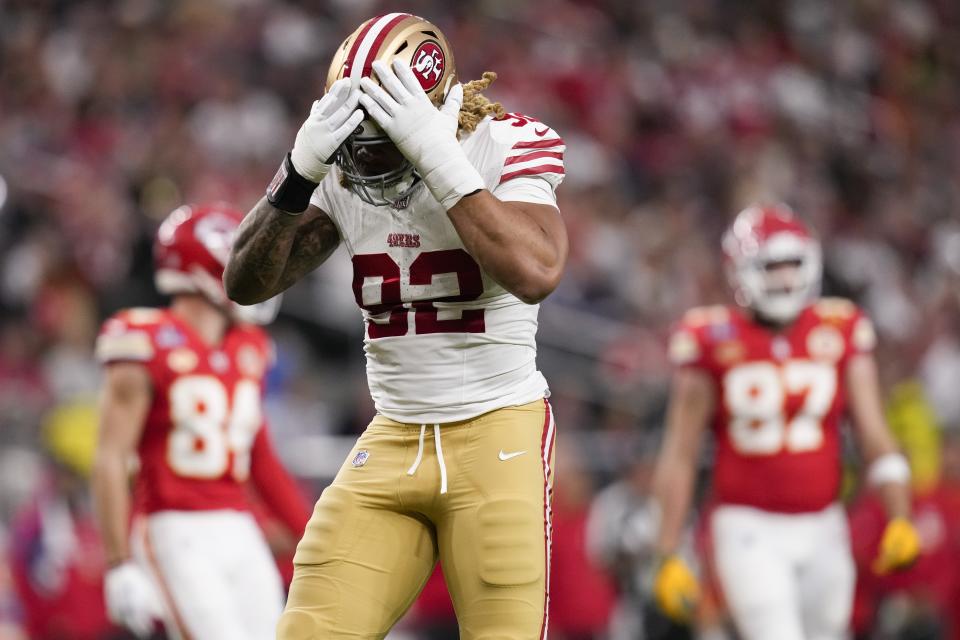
[500,164,565,184]
[504,150,564,166]
[512,138,565,150]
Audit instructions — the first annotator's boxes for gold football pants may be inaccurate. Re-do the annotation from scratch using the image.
[278,399,557,639]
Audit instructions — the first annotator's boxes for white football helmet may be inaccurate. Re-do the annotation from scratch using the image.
[722,203,822,324]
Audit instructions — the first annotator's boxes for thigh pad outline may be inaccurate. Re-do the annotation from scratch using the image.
[476,498,543,587]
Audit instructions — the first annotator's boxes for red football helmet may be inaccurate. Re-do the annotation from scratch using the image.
[722,203,822,323]
[154,203,279,324]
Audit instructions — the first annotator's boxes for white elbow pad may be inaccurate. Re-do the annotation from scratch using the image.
[867,452,911,487]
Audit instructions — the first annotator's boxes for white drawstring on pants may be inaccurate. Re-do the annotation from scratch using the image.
[433,425,448,494]
[407,425,426,476]
[406,424,448,494]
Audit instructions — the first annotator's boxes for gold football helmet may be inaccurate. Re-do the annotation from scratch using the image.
[327,13,457,207]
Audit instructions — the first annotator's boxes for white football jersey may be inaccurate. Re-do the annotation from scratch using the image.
[311,113,565,423]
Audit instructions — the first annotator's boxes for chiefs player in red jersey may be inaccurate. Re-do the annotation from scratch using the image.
[91,204,310,640]
[650,204,920,640]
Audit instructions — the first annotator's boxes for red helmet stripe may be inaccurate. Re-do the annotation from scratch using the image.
[348,13,412,82]
[343,18,378,78]
[362,14,413,78]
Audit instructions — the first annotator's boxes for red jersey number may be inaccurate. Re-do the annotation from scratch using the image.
[723,360,837,455]
[352,249,485,338]
[167,376,262,480]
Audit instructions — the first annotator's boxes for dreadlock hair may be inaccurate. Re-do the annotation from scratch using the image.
[458,71,505,134]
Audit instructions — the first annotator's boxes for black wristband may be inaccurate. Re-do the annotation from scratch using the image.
[266,153,319,215]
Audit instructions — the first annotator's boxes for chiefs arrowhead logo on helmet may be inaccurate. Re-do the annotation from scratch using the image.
[154,203,280,325]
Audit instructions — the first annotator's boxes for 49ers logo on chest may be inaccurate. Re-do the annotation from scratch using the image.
[411,40,444,91]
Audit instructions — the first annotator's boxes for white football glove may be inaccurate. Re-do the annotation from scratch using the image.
[104,561,165,638]
[359,59,485,210]
[290,78,364,183]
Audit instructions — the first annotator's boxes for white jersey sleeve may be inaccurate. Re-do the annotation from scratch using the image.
[465,114,565,208]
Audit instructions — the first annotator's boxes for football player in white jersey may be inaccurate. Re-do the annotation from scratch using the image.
[224,13,567,640]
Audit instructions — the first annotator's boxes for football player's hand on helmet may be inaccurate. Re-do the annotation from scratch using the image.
[653,554,701,624]
[290,78,364,183]
[872,517,920,575]
[104,561,165,638]
[359,59,485,210]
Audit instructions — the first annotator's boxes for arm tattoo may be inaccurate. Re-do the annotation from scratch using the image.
[275,208,341,292]
[224,197,340,304]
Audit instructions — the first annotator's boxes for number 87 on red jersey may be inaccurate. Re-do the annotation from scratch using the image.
[669,300,877,513]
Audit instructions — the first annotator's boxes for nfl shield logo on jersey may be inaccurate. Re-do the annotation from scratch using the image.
[155,325,185,349]
[351,450,370,467]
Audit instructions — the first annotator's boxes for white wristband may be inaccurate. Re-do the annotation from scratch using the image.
[289,147,330,184]
[416,138,485,210]
[867,452,911,487]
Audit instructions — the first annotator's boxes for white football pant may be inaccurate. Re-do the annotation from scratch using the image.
[131,510,285,640]
[711,504,854,640]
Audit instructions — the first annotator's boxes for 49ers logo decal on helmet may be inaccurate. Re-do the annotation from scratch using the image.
[411,40,445,91]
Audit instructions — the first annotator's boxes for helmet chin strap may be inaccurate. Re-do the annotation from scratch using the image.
[231,297,280,325]
[751,307,794,329]
[188,267,231,309]
[165,267,279,326]
[750,292,808,327]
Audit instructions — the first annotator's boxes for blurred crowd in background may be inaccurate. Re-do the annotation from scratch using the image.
[1,0,960,638]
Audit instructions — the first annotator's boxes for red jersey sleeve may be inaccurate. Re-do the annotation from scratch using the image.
[93,308,179,385]
[668,324,708,370]
[808,298,877,364]
[847,309,877,357]
[668,306,733,374]
[95,309,163,365]
[249,426,311,538]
